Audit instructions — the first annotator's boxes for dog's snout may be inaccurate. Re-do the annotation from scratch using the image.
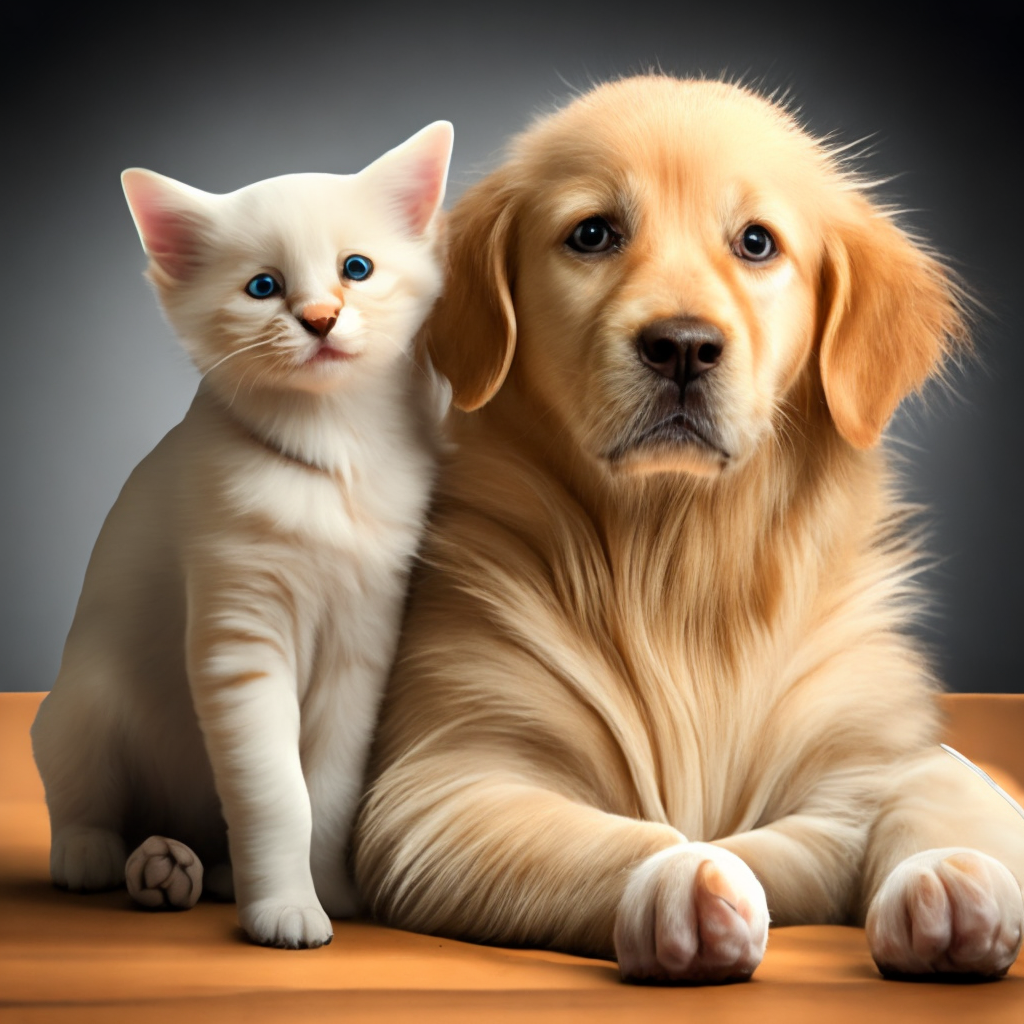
[638,318,724,387]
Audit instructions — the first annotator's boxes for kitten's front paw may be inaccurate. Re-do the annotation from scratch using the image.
[614,842,769,984]
[125,836,203,910]
[51,826,125,892]
[867,848,1024,979]
[239,897,333,949]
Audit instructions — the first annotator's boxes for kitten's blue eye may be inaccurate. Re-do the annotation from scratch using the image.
[245,274,281,299]
[343,255,373,281]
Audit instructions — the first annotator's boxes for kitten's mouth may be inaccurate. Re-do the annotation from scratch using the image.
[306,344,358,365]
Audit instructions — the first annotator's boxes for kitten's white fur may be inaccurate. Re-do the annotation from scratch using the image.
[31,121,453,948]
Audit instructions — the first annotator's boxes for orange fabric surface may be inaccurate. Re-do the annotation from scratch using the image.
[2,691,1022,1023]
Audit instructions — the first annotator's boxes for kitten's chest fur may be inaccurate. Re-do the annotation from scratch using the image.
[191,374,435,536]
[175,377,438,695]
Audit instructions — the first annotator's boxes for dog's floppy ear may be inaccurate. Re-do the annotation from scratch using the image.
[426,170,518,411]
[818,201,968,449]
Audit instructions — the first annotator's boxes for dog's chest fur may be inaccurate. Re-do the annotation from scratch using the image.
[439,426,932,845]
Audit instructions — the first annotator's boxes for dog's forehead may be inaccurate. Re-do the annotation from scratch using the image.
[515,77,828,196]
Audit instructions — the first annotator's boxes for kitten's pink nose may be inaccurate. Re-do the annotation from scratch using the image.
[300,302,341,338]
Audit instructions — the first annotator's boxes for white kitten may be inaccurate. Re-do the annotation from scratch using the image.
[30,121,453,949]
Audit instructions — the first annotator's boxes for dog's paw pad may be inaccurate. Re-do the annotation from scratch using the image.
[615,842,768,984]
[51,826,126,892]
[126,835,203,910]
[867,848,1023,978]
[692,860,765,970]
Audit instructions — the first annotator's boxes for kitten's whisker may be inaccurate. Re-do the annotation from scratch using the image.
[226,349,283,407]
[201,337,277,379]
[246,364,277,396]
[227,374,245,409]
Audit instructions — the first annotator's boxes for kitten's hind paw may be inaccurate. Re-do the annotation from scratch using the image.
[126,835,203,910]
[239,897,333,949]
[51,826,126,892]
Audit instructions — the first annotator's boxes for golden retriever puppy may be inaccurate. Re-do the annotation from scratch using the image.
[353,75,1024,984]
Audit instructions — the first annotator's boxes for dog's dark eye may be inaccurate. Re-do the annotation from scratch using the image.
[733,225,778,262]
[566,217,618,254]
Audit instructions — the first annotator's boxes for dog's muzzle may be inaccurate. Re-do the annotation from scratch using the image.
[636,317,724,392]
[603,316,730,462]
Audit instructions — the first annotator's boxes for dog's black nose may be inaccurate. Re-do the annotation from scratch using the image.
[637,317,724,387]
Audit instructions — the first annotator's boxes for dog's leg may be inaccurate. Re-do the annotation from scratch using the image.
[713,770,877,927]
[356,769,769,983]
[859,748,1024,978]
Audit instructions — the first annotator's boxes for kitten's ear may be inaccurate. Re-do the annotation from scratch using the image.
[365,121,454,236]
[121,169,214,282]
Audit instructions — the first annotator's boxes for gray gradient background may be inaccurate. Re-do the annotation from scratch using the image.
[1,1,1020,693]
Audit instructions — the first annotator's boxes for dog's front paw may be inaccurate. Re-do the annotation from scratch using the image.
[51,826,126,892]
[867,848,1024,979]
[125,835,203,910]
[239,897,333,949]
[614,841,769,984]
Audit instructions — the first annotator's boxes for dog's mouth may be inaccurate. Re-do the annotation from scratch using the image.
[606,411,730,464]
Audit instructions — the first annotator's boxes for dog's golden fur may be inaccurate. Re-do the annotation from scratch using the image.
[353,76,1024,981]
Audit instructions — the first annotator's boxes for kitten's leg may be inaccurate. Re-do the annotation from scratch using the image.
[125,836,203,909]
[187,593,331,949]
[860,748,1024,979]
[306,776,359,920]
[31,685,128,892]
[303,663,387,919]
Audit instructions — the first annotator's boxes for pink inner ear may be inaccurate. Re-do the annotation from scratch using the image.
[383,124,452,236]
[123,172,204,280]
[396,155,446,235]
